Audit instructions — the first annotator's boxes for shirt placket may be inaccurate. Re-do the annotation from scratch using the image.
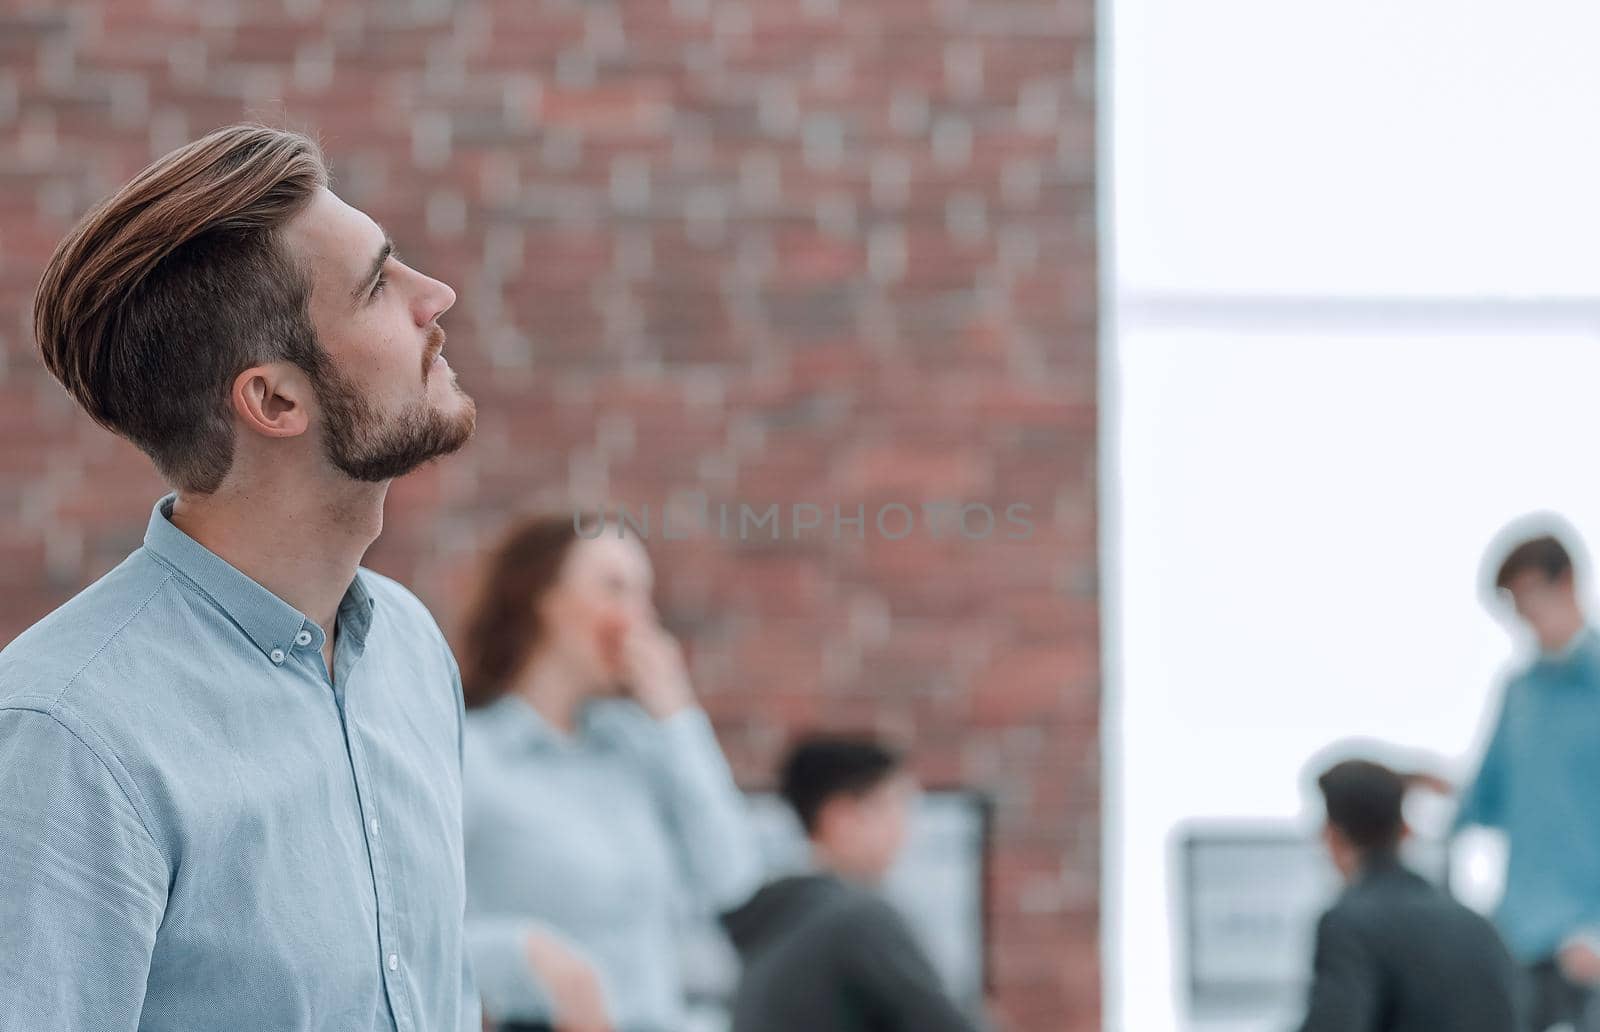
[314,629,418,1032]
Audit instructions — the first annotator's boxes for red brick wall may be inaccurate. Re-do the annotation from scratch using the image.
[0,1,1097,1027]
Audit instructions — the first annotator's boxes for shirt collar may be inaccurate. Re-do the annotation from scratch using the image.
[142,493,373,661]
[484,693,596,752]
[1545,626,1593,662]
[1353,848,1425,889]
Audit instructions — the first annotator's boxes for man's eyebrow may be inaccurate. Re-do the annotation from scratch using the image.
[351,237,394,305]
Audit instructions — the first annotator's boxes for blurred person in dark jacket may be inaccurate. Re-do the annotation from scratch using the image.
[721,736,978,1032]
[1298,759,1518,1032]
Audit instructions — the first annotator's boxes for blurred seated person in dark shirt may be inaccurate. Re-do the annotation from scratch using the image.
[1297,759,1518,1032]
[721,735,978,1032]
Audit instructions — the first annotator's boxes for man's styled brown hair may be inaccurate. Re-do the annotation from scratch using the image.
[1317,759,1406,853]
[458,515,583,710]
[1495,534,1574,590]
[780,735,905,835]
[33,124,329,493]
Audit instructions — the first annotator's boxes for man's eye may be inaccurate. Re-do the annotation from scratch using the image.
[370,274,388,299]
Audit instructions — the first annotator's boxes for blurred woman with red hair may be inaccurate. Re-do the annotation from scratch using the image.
[458,515,758,1032]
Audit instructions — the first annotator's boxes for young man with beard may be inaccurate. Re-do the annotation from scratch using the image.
[0,125,480,1030]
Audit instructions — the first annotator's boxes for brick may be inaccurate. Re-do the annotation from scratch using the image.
[2,0,1099,1024]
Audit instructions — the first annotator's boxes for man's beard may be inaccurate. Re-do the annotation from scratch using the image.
[310,345,477,483]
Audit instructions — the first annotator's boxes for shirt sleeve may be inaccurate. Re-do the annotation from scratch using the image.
[1455,687,1513,832]
[462,916,556,1023]
[1296,909,1382,1032]
[841,897,979,1032]
[0,705,169,1032]
[640,707,763,913]
[457,947,484,1032]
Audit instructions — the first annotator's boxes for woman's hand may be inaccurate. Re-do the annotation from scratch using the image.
[523,928,613,1032]
[1559,935,1600,986]
[620,622,694,721]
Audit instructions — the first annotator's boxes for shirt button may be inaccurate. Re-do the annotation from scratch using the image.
[369,817,380,836]
[387,953,399,972]
[295,630,313,647]
[269,648,286,665]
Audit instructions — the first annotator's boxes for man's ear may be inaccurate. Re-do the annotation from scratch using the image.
[230,362,313,439]
[1321,821,1353,859]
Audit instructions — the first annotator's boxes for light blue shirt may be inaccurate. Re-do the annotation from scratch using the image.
[0,495,480,1031]
[1456,627,1600,961]
[464,693,759,1031]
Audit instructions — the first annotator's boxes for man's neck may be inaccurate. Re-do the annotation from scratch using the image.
[1542,616,1589,657]
[514,657,588,735]
[168,475,387,638]
[1357,846,1403,877]
[808,843,877,886]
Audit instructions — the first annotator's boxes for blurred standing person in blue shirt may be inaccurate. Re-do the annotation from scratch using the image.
[1456,526,1600,1032]
[457,516,760,1032]
[2,125,481,1030]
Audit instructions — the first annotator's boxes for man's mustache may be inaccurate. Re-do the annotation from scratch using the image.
[421,325,446,380]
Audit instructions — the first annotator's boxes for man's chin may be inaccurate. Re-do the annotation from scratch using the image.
[329,409,476,482]
[435,395,477,440]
